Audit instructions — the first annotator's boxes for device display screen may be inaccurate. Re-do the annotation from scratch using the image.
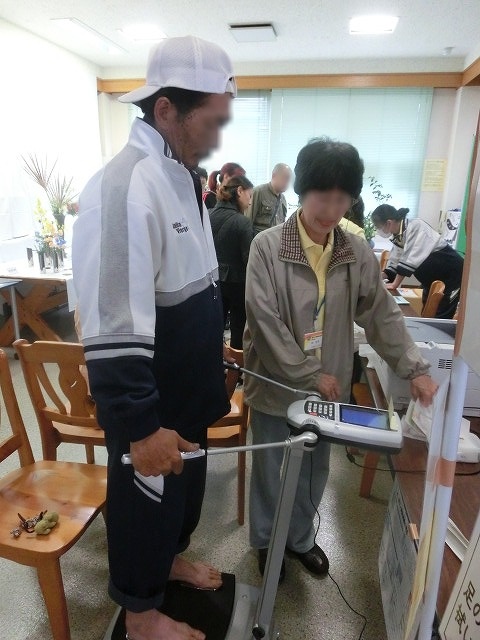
[339,405,390,430]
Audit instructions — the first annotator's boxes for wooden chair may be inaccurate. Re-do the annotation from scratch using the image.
[380,250,390,272]
[0,348,107,640]
[13,339,105,464]
[208,347,249,525]
[421,280,445,318]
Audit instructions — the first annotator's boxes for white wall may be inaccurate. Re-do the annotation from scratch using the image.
[97,93,132,163]
[442,86,480,213]
[417,89,457,227]
[0,19,102,242]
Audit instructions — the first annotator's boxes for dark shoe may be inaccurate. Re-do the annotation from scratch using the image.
[287,544,329,576]
[258,548,286,583]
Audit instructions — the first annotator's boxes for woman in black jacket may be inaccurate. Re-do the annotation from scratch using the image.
[210,175,254,348]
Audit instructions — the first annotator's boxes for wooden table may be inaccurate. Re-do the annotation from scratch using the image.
[0,278,21,342]
[390,286,420,318]
[363,359,480,618]
[0,264,74,345]
[358,293,419,497]
[392,434,480,618]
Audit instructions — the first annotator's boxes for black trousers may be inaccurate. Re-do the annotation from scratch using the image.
[220,281,246,349]
[105,427,208,612]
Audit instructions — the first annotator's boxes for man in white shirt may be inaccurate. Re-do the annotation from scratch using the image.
[73,36,236,640]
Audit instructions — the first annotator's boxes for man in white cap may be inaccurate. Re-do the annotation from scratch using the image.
[73,36,236,640]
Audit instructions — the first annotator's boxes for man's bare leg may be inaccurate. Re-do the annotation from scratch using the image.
[126,609,205,640]
[169,555,223,590]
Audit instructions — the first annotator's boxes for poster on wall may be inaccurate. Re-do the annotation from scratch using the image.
[421,159,447,192]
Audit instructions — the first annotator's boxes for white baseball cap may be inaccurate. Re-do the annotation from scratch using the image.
[119,35,237,104]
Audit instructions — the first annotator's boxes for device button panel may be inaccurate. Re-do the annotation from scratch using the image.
[304,401,335,420]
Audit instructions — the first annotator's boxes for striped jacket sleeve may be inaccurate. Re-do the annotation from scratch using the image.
[73,152,162,442]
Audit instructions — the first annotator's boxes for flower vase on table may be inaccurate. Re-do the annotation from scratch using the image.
[38,251,46,273]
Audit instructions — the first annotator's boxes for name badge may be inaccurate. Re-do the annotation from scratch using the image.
[304,330,323,351]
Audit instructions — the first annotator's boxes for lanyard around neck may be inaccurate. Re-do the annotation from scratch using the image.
[314,296,326,322]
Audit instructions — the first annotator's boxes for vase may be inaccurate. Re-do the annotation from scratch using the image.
[52,249,59,272]
[44,248,53,272]
[38,251,46,273]
[56,248,64,271]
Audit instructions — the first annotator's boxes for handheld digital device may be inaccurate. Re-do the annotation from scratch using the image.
[287,396,402,453]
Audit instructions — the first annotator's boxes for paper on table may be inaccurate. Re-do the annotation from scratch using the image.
[411,400,434,438]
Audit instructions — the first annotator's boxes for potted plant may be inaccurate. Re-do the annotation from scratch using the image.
[364,176,392,245]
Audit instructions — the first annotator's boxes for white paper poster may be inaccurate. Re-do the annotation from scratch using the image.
[379,478,418,640]
[440,509,480,639]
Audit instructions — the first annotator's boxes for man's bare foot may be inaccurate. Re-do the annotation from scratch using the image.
[126,609,205,640]
[169,555,223,590]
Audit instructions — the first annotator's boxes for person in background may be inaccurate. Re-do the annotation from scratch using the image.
[338,216,365,239]
[73,35,235,640]
[246,163,292,234]
[344,195,365,228]
[197,166,208,191]
[204,162,246,209]
[244,137,438,583]
[372,204,464,319]
[210,175,254,348]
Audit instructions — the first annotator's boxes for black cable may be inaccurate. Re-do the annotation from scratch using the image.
[345,448,480,477]
[308,454,368,640]
[328,571,367,640]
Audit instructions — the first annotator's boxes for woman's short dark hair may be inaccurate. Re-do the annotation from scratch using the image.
[217,175,253,209]
[138,87,210,123]
[371,204,409,226]
[293,137,364,200]
[196,167,208,180]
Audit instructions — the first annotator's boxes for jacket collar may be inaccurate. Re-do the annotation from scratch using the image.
[211,200,240,214]
[129,118,180,166]
[278,211,356,271]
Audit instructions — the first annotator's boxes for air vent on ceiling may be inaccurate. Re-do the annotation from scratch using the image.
[229,23,277,43]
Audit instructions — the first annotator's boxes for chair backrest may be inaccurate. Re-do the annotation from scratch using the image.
[14,340,98,433]
[225,347,244,400]
[421,280,445,318]
[380,250,390,272]
[0,350,34,467]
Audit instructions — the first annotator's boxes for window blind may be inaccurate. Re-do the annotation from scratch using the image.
[269,88,433,217]
[129,92,271,187]
[201,90,271,187]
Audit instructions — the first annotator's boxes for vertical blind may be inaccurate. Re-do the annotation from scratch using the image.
[201,90,271,187]
[129,92,271,188]
[129,88,433,217]
[269,88,433,216]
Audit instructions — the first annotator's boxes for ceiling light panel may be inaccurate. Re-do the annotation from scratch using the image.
[118,24,167,42]
[349,15,399,35]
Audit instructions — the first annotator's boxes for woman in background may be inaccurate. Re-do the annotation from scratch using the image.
[372,204,464,318]
[204,162,246,210]
[210,175,254,348]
